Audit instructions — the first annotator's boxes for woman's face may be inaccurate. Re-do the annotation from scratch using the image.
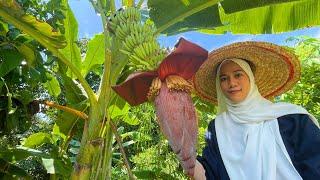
[219,61,250,103]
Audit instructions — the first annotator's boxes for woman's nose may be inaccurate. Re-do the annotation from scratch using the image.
[228,77,237,87]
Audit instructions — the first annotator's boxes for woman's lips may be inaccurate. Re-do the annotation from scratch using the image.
[228,89,241,94]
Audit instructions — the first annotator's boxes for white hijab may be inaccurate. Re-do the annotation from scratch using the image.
[214,59,319,180]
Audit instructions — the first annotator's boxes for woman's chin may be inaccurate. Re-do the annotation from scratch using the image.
[227,93,246,103]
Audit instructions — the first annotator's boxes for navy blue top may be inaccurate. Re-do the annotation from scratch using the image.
[197,114,320,179]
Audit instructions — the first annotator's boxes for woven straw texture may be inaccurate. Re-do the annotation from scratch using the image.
[193,41,300,104]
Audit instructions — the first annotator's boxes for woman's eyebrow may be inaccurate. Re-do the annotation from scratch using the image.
[233,69,244,73]
[219,69,244,77]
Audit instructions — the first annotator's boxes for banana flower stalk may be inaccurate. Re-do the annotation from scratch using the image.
[112,38,208,176]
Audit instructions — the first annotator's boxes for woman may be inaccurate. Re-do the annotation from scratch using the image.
[191,42,320,180]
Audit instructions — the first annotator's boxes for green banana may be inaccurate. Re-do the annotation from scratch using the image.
[108,7,167,70]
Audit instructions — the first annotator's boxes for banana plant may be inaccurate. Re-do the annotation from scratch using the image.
[1,0,320,179]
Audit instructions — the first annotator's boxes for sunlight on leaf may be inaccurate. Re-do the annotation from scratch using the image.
[81,34,105,77]
[60,1,82,79]
[0,0,66,49]
[15,43,36,67]
[43,73,61,97]
[23,132,52,148]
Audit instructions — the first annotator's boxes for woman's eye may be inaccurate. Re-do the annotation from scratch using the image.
[235,72,243,78]
[220,77,227,82]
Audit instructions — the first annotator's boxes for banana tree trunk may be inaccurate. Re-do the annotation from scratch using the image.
[71,107,105,179]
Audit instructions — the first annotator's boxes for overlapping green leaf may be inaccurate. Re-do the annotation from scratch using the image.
[0,49,23,77]
[52,74,88,139]
[0,147,71,177]
[0,20,8,36]
[55,100,88,138]
[108,102,139,125]
[207,0,320,34]
[15,43,36,67]
[41,158,72,175]
[62,75,87,104]
[148,0,221,35]
[0,147,50,162]
[108,103,130,119]
[0,80,3,94]
[220,0,298,13]
[0,158,31,178]
[60,1,81,79]
[133,170,177,179]
[81,34,105,77]
[43,73,61,97]
[148,0,320,35]
[0,0,66,49]
[22,132,53,148]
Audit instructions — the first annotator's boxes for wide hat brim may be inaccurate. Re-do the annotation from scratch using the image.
[193,41,301,105]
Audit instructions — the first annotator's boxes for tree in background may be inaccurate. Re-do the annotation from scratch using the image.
[281,37,320,120]
[0,0,319,179]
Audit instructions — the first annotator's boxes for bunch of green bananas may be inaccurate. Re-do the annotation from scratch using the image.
[108,7,166,70]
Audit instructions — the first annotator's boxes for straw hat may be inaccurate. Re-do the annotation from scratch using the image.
[193,41,301,104]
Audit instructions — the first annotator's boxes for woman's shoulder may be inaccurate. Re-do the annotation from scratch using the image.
[206,119,218,138]
[278,113,310,120]
[277,113,317,131]
[277,113,320,150]
[204,119,216,141]
[277,114,320,179]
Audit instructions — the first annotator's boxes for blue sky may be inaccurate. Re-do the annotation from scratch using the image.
[69,0,320,51]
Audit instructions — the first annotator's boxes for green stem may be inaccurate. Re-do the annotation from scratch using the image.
[154,0,219,35]
[136,0,144,8]
[110,0,116,13]
[110,120,135,180]
[72,2,115,179]
[91,147,103,180]
[97,20,111,99]
[101,121,113,179]
[49,174,56,180]
[0,9,97,106]
[0,41,9,46]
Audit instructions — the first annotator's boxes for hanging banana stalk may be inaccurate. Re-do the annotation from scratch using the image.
[108,7,166,70]
[112,38,208,176]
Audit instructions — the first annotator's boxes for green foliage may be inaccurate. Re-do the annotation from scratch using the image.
[0,49,23,77]
[16,43,37,67]
[132,145,184,179]
[41,157,72,176]
[60,0,82,79]
[148,0,221,35]
[0,0,68,139]
[280,37,320,120]
[0,0,67,49]
[148,0,320,35]
[54,100,87,139]
[81,34,105,77]
[210,0,320,34]
[0,146,72,178]
[1,0,320,179]
[23,132,53,148]
[220,0,298,13]
[0,158,32,178]
[17,0,66,33]
[43,73,61,97]
[110,103,188,179]
[0,1,80,178]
